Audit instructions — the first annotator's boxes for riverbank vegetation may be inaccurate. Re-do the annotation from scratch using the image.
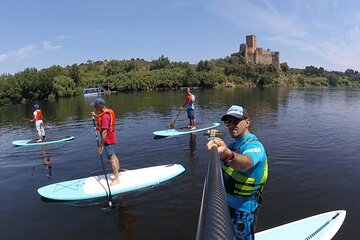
[1,52,360,106]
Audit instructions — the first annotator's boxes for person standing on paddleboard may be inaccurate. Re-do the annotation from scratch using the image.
[27,103,46,142]
[90,97,120,186]
[181,87,196,130]
[206,105,268,240]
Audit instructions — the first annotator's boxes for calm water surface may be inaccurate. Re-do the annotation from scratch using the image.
[0,88,359,239]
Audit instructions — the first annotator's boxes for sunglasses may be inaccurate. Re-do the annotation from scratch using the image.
[224,118,245,127]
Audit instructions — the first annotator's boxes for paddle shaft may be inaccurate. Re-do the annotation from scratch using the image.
[196,144,234,240]
[22,117,33,122]
[170,108,182,129]
[92,116,113,207]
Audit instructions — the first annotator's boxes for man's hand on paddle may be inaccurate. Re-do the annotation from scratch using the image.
[206,129,233,160]
[98,145,104,155]
[90,112,98,118]
[206,137,227,153]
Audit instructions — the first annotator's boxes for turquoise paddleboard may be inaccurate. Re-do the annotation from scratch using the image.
[38,164,185,201]
[255,210,346,240]
[153,123,220,137]
[12,136,75,146]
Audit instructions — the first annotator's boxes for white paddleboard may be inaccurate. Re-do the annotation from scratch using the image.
[255,210,346,240]
[12,136,75,146]
[37,164,185,201]
[153,123,220,137]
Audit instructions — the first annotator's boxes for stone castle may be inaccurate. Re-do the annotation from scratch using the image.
[239,35,280,67]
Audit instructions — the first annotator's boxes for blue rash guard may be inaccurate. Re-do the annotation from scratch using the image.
[225,132,267,213]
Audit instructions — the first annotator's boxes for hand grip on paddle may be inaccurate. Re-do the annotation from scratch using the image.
[206,139,220,150]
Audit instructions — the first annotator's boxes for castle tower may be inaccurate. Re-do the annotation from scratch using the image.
[272,52,280,67]
[246,35,256,54]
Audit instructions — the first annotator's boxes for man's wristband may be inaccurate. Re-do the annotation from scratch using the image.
[224,151,234,163]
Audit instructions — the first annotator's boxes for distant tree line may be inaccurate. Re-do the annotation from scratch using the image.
[1,53,360,106]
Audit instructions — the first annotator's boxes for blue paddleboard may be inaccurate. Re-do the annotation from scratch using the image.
[153,123,220,137]
[12,136,75,146]
[38,164,185,201]
[255,210,346,240]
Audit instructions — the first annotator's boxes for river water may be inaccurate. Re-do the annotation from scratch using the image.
[0,88,359,239]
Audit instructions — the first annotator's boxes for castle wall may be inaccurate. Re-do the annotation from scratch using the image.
[255,48,276,65]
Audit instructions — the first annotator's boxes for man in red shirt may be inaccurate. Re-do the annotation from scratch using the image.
[181,88,196,130]
[91,98,120,185]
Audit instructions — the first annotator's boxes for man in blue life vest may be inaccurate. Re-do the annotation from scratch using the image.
[206,105,268,240]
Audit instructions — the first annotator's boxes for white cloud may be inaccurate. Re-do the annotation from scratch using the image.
[42,41,61,50]
[0,54,8,61]
[12,44,37,59]
[55,35,68,40]
[203,0,307,37]
[1,39,62,63]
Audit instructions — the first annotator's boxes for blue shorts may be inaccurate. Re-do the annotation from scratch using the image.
[104,144,116,158]
[187,109,195,120]
[229,207,259,240]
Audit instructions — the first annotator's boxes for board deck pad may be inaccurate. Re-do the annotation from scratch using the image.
[12,136,75,146]
[38,164,185,201]
[255,210,346,240]
[153,122,220,137]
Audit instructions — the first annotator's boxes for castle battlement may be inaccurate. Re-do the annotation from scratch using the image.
[239,35,280,67]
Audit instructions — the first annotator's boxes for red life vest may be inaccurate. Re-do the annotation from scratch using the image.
[186,95,192,103]
[35,110,43,120]
[96,108,116,132]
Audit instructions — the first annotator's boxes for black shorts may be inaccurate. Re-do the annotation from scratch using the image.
[187,109,195,119]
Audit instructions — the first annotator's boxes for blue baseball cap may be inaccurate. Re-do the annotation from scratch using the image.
[34,103,40,109]
[90,98,106,107]
[221,105,249,121]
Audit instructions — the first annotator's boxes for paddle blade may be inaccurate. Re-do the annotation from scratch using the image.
[169,120,175,129]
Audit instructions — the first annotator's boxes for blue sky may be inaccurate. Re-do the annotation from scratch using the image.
[1,0,360,74]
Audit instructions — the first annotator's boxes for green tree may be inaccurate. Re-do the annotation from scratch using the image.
[53,75,78,97]
[280,62,289,72]
[150,55,170,70]
[0,75,23,105]
[197,60,213,72]
[68,64,81,86]
[327,74,339,86]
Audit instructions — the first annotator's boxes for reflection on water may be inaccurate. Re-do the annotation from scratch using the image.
[30,145,53,178]
[189,133,196,158]
[0,88,360,239]
[41,146,53,178]
[116,197,138,240]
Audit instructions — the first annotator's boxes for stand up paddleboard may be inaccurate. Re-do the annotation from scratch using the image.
[153,123,220,137]
[255,210,346,240]
[38,164,185,201]
[12,136,75,146]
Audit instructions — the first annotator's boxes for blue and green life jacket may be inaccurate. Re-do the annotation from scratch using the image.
[222,137,268,197]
